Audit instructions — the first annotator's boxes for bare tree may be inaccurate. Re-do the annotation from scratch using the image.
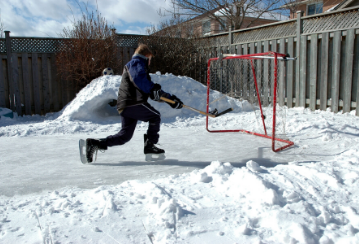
[144,10,214,84]
[159,0,290,31]
[56,2,120,91]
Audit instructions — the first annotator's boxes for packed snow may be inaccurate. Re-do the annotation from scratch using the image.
[1,73,359,244]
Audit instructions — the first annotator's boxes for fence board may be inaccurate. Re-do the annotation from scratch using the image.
[42,54,51,113]
[237,44,243,55]
[231,44,235,54]
[279,38,285,106]
[287,37,294,108]
[129,48,135,58]
[263,41,269,106]
[27,57,34,114]
[50,54,59,111]
[320,33,329,110]
[310,34,318,110]
[271,40,277,101]
[249,42,256,103]
[243,43,248,100]
[12,53,22,115]
[250,42,255,54]
[21,53,31,115]
[32,53,41,115]
[0,56,5,107]
[62,70,68,107]
[343,29,354,113]
[2,58,10,108]
[331,31,341,113]
[256,41,263,104]
[300,35,308,107]
[18,54,25,112]
[123,47,129,70]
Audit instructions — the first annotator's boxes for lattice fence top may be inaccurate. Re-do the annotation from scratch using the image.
[11,38,65,53]
[0,39,5,53]
[232,21,296,45]
[2,34,146,53]
[205,34,230,47]
[303,8,359,34]
[115,34,146,47]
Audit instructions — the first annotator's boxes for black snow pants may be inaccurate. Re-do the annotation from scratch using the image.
[105,103,161,147]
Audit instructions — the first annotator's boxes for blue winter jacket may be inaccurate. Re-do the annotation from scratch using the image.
[116,54,170,110]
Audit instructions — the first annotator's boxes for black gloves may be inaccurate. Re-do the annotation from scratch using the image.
[150,84,183,109]
[150,84,162,101]
[169,95,183,109]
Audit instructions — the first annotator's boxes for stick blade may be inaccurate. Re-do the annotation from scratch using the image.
[215,108,233,117]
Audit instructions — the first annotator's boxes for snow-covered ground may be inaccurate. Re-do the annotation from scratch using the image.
[1,73,359,244]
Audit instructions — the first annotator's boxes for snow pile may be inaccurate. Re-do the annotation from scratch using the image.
[56,73,244,122]
[1,159,359,243]
[57,75,120,122]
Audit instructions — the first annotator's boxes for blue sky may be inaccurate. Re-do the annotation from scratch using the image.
[0,0,171,38]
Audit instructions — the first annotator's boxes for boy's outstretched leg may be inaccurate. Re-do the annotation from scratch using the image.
[144,134,165,162]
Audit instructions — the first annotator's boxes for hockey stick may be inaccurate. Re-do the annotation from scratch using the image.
[160,97,233,118]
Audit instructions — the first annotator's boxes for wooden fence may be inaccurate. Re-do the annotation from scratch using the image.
[0,49,74,116]
[198,6,359,115]
[0,6,358,116]
[0,33,141,116]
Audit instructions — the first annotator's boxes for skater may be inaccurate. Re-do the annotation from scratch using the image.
[84,44,183,163]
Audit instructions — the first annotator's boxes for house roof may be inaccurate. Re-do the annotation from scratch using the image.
[281,0,356,11]
[332,0,356,10]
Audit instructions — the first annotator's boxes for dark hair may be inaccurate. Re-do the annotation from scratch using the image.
[135,44,153,57]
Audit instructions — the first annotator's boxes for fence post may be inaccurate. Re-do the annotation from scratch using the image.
[228,26,232,46]
[5,31,14,111]
[331,31,341,113]
[5,31,22,115]
[295,11,303,107]
[219,48,223,93]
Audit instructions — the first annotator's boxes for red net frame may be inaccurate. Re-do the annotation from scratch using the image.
[206,52,294,152]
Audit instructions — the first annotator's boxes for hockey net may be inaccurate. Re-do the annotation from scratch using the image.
[206,52,294,152]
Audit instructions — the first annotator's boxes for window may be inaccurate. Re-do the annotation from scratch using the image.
[307,2,323,15]
[202,21,211,35]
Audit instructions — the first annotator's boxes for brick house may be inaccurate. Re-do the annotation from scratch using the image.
[283,0,359,18]
[156,6,288,38]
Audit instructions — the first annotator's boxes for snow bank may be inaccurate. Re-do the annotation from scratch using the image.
[56,73,244,122]
[2,158,359,243]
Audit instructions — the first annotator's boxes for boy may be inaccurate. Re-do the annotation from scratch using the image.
[85,44,183,162]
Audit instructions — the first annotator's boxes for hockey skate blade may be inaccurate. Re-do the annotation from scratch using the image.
[79,139,88,164]
[145,153,166,162]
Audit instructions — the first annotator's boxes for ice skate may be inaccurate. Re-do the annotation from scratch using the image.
[144,134,166,162]
[79,138,107,164]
